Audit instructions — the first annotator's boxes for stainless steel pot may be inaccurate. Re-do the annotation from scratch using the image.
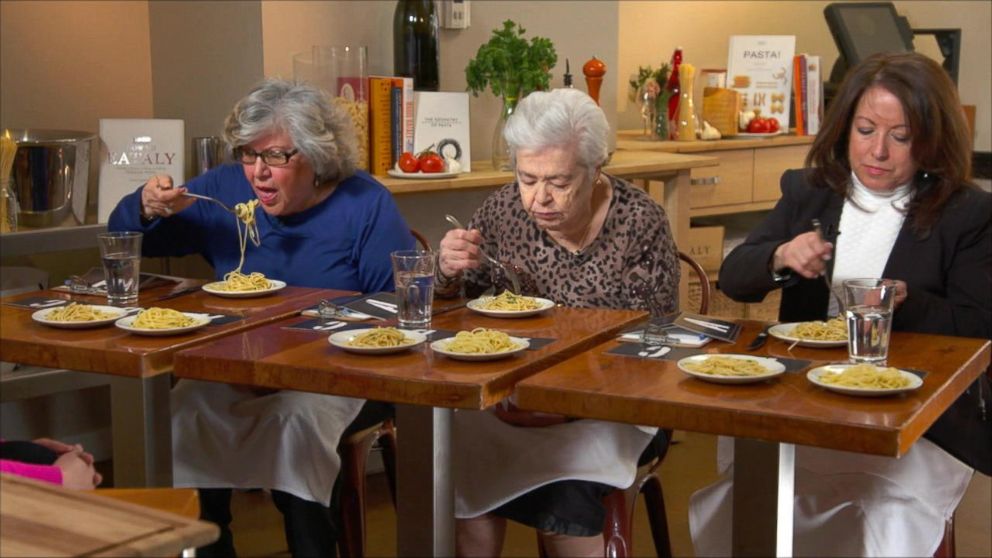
[9,129,95,227]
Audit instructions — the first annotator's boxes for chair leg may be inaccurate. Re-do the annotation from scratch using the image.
[932,515,956,558]
[602,489,632,558]
[378,419,398,509]
[640,474,672,558]
[337,427,379,558]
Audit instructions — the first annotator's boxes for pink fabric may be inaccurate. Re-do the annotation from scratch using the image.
[0,459,63,485]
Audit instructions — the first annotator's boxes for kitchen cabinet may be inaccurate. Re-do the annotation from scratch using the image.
[616,132,815,217]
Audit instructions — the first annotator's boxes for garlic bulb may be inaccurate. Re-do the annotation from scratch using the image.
[701,120,722,140]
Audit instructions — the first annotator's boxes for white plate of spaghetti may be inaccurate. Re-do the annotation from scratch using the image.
[677,354,786,384]
[807,363,922,397]
[32,303,129,329]
[328,327,427,355]
[430,328,529,361]
[203,275,286,298]
[769,318,848,348]
[115,307,212,336]
[466,292,554,318]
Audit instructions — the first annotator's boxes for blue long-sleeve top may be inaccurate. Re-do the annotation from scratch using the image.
[108,164,415,293]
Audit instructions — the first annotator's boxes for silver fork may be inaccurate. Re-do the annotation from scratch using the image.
[182,192,236,214]
[812,219,844,313]
[444,214,522,294]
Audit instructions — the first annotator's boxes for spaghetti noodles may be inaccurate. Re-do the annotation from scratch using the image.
[213,271,271,292]
[216,198,272,291]
[443,328,520,354]
[791,316,847,341]
[477,291,542,311]
[346,327,410,348]
[682,356,769,377]
[45,303,117,322]
[819,364,911,389]
[131,307,198,329]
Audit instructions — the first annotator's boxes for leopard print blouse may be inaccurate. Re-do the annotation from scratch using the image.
[437,174,680,316]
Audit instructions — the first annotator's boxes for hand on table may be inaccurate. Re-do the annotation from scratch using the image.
[54,450,103,490]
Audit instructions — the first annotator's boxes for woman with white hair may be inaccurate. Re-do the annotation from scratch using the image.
[109,78,414,557]
[437,88,680,557]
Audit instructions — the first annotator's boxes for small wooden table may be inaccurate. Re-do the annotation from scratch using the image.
[0,285,348,487]
[0,473,219,557]
[173,304,647,557]
[515,320,991,557]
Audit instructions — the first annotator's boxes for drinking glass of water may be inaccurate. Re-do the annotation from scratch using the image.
[391,250,435,329]
[97,231,142,305]
[842,278,897,364]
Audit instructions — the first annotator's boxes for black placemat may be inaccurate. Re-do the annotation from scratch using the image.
[284,319,376,333]
[204,314,244,326]
[345,292,399,319]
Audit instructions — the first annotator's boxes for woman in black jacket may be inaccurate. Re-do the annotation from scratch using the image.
[691,52,991,557]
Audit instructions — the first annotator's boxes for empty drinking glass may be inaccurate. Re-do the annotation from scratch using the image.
[843,278,897,364]
[97,231,142,305]
[391,250,435,329]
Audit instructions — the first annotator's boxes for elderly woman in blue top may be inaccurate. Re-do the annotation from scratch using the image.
[109,78,413,558]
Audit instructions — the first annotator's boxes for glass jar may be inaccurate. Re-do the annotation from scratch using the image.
[294,46,369,170]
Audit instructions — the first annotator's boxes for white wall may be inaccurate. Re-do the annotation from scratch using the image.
[618,1,991,150]
[261,0,619,244]
[261,0,619,163]
[0,0,154,132]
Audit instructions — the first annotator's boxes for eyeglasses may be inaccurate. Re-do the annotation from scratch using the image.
[234,147,299,166]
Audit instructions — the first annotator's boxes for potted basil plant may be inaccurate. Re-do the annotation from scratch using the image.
[465,20,557,170]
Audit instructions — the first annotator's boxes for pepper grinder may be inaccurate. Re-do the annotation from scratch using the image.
[583,56,606,105]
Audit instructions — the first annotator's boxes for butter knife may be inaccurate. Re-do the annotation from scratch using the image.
[746,324,774,351]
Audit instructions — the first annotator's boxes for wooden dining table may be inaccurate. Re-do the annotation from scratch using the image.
[0,473,219,557]
[514,320,991,557]
[172,304,647,557]
[0,284,348,487]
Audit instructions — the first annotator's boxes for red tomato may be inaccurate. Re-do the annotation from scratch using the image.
[398,152,419,173]
[766,117,780,133]
[420,153,445,173]
[747,117,770,133]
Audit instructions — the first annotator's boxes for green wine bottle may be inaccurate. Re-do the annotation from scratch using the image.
[393,0,440,91]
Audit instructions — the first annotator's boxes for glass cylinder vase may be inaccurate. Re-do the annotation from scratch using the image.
[491,96,518,171]
[294,46,369,170]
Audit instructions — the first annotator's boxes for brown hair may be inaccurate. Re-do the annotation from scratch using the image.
[806,52,973,235]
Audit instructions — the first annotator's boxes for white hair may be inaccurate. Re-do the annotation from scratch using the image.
[223,78,358,182]
[503,88,610,172]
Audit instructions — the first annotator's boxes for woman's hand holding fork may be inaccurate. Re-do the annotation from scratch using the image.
[141,174,193,219]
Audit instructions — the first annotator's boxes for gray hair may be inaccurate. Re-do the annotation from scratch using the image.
[504,88,610,172]
[223,78,358,182]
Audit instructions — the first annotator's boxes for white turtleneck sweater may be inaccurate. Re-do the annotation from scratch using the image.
[828,172,913,315]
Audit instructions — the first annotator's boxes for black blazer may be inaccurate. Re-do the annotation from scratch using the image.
[719,168,992,340]
[720,169,992,472]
